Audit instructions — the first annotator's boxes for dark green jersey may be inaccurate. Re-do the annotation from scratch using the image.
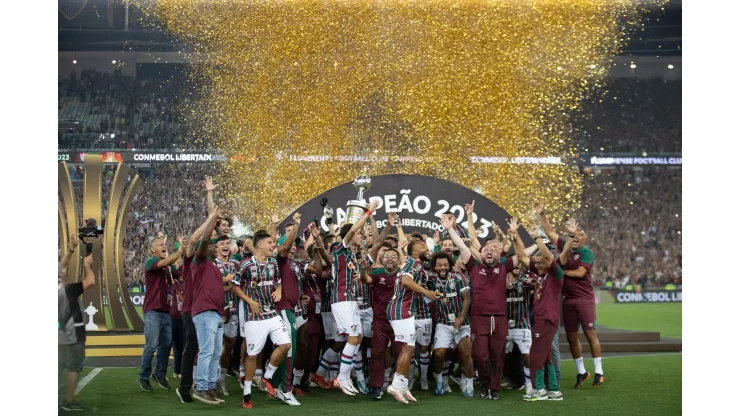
[506,279,533,329]
[432,272,470,326]
[235,257,280,321]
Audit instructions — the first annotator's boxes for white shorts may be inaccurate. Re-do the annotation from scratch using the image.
[224,313,238,338]
[390,318,416,346]
[244,316,291,356]
[295,314,307,331]
[358,308,374,338]
[321,312,345,341]
[506,328,532,354]
[434,324,471,350]
[415,318,433,346]
[332,301,361,338]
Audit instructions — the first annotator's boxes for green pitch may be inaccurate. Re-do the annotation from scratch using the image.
[76,354,681,415]
[596,302,682,338]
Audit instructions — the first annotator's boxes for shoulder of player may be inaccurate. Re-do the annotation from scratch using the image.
[369,268,385,276]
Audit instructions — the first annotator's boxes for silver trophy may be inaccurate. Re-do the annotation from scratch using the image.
[346,175,373,225]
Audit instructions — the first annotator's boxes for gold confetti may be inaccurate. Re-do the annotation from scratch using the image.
[136,0,664,229]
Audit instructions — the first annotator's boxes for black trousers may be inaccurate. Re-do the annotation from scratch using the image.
[171,318,184,375]
[179,312,199,391]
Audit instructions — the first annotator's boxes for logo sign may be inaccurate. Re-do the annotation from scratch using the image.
[611,290,682,303]
[280,174,528,240]
[59,157,144,331]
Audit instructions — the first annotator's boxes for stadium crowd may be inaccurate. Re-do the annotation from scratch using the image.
[58,70,681,154]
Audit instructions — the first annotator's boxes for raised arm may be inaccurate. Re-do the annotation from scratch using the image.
[510,222,531,270]
[507,218,540,269]
[395,215,407,246]
[197,206,222,259]
[268,213,282,242]
[156,238,184,269]
[61,233,79,272]
[465,201,481,251]
[82,253,96,291]
[535,204,560,243]
[560,219,578,266]
[360,257,373,285]
[343,201,380,246]
[188,208,219,257]
[368,212,394,261]
[441,215,472,264]
[278,212,302,257]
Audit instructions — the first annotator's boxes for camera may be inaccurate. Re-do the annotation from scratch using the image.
[320,197,333,225]
[78,218,103,256]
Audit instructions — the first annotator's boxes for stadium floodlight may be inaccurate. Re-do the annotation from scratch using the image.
[112,60,117,64]
[667,64,674,69]
[72,59,77,64]
[630,63,637,69]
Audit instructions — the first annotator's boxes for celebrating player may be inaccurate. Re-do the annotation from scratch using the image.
[511,217,576,401]
[330,200,379,396]
[537,205,603,387]
[386,240,441,404]
[232,230,292,408]
[442,214,536,400]
[428,251,474,397]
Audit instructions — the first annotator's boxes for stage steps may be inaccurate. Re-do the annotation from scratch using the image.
[85,328,682,358]
[557,328,681,353]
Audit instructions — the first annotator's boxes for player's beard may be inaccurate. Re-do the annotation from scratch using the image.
[482,257,495,267]
[419,252,430,263]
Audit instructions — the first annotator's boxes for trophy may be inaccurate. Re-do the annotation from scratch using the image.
[346,175,372,225]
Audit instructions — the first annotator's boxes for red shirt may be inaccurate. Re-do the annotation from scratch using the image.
[276,254,301,312]
[465,256,515,317]
[370,268,400,322]
[181,254,195,315]
[143,257,174,313]
[191,255,225,317]
[556,237,595,300]
[529,260,564,325]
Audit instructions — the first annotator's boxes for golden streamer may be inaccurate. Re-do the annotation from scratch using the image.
[138,0,664,229]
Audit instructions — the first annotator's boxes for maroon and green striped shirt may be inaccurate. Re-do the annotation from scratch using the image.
[413,268,433,320]
[432,272,470,326]
[215,258,237,315]
[235,257,281,321]
[292,259,309,318]
[387,258,425,321]
[506,279,532,330]
[331,242,359,303]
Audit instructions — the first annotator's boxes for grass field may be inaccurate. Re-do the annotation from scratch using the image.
[596,302,682,338]
[75,354,681,415]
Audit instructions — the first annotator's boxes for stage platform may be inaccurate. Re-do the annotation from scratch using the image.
[84,327,681,358]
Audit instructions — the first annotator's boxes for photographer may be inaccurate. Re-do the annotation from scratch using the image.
[58,245,96,412]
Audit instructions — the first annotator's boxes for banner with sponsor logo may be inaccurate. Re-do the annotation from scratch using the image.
[103,292,146,307]
[609,289,682,303]
[279,174,532,241]
[58,151,227,163]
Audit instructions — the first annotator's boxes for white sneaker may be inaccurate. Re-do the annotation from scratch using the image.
[523,386,538,400]
[408,374,416,390]
[337,378,357,396]
[444,384,452,393]
[525,389,549,401]
[387,385,409,404]
[420,379,429,391]
[548,391,563,401]
[402,388,417,403]
[276,390,301,406]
